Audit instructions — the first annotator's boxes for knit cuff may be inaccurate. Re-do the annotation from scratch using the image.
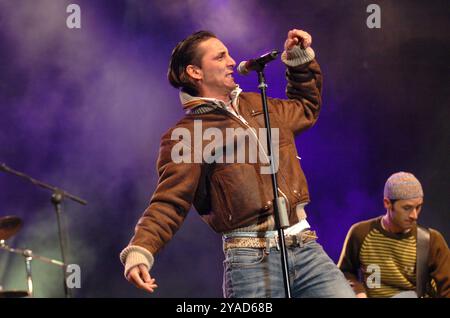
[120,245,154,278]
[281,46,315,67]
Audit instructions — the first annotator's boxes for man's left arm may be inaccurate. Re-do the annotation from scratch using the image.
[269,29,323,135]
[429,229,450,298]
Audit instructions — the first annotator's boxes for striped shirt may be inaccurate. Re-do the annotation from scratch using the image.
[359,226,416,297]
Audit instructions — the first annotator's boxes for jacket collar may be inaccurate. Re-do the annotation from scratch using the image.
[179,86,242,114]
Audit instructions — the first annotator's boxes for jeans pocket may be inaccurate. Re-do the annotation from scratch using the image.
[226,248,266,268]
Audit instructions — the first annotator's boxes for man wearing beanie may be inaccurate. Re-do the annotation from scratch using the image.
[338,172,450,298]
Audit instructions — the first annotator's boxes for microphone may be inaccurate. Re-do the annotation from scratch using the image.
[237,50,280,75]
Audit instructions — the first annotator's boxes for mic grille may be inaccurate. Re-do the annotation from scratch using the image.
[237,61,249,75]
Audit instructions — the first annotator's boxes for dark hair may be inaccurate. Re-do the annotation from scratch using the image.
[167,30,217,96]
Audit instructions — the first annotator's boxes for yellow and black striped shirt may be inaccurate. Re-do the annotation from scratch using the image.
[359,227,416,297]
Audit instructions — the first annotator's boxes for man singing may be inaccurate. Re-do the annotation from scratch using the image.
[120,28,354,297]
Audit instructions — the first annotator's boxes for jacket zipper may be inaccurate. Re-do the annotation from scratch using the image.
[218,108,271,165]
[217,108,293,216]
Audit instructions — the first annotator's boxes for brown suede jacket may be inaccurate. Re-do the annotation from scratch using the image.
[128,58,322,256]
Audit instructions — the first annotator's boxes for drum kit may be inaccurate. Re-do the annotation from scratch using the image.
[0,162,87,298]
[0,215,64,298]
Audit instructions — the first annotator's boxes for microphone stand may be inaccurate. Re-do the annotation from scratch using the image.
[0,163,87,298]
[253,57,292,298]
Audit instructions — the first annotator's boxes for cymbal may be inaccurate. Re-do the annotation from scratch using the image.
[0,216,22,240]
[0,290,29,298]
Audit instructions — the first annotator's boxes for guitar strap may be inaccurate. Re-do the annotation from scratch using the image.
[416,225,430,298]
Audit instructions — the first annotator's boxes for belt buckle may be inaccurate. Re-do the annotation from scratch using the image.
[270,230,317,250]
[277,234,298,248]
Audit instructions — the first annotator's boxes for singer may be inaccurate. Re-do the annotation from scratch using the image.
[120,29,355,297]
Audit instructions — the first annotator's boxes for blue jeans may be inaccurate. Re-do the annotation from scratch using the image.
[223,240,355,298]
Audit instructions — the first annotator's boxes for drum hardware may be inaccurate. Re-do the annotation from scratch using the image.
[0,216,65,297]
[1,162,87,298]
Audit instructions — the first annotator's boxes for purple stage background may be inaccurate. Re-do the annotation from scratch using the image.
[0,0,448,297]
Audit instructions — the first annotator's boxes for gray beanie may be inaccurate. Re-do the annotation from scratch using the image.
[384,172,424,200]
